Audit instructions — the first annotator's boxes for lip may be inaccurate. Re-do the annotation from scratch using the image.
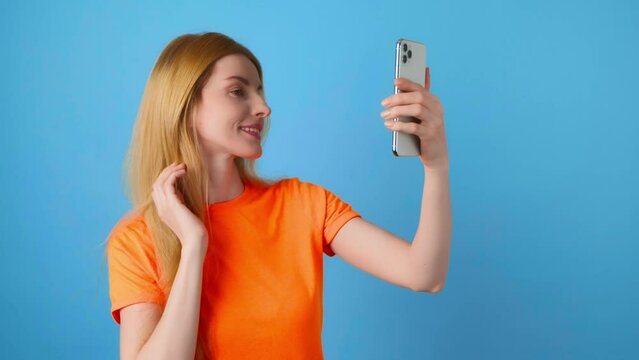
[240,128,261,140]
[239,122,263,132]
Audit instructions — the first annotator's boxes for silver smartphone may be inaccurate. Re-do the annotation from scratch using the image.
[392,38,427,157]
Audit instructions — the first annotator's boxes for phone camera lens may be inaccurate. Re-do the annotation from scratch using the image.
[407,50,412,58]
[402,55,407,63]
[403,43,407,52]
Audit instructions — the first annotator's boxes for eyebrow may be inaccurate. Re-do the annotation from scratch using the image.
[225,75,263,90]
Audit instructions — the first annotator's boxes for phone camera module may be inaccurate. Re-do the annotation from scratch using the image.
[407,50,412,58]
[402,55,407,63]
[403,43,408,52]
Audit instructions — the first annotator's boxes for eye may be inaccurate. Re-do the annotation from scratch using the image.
[229,88,244,97]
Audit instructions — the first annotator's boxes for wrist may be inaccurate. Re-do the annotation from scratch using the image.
[423,160,449,174]
[181,240,208,262]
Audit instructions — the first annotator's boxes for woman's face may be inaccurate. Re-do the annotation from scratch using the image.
[193,53,271,160]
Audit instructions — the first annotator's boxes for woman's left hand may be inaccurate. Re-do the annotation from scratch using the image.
[380,67,449,170]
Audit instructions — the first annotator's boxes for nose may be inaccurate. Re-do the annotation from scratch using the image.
[255,97,271,119]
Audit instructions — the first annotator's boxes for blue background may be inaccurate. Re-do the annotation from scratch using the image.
[2,0,638,359]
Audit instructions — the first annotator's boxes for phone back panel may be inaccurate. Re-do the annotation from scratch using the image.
[393,39,426,157]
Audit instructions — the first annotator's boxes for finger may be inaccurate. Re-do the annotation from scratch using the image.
[161,164,185,194]
[384,119,425,136]
[152,181,167,214]
[154,162,184,210]
[380,103,426,121]
[425,67,431,92]
[155,162,178,187]
[162,167,187,203]
[151,186,162,208]
[153,163,176,195]
[159,162,185,184]
[394,77,424,93]
[382,104,439,128]
[156,163,181,200]
[381,91,439,112]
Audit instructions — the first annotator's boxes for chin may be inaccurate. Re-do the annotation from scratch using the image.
[237,148,263,160]
[243,153,262,160]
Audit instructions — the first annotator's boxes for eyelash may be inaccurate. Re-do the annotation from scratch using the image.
[230,88,245,97]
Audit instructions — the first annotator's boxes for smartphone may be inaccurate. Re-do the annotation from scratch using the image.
[392,38,427,157]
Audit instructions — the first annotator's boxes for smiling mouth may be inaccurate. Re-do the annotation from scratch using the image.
[240,127,261,140]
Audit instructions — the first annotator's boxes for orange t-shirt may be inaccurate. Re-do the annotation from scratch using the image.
[106,177,361,359]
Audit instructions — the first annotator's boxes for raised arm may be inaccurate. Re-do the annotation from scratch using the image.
[330,66,451,292]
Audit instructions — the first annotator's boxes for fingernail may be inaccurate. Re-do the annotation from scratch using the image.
[381,99,389,106]
[384,121,393,127]
[381,110,390,117]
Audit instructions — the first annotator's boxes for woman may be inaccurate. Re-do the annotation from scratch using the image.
[106,32,451,360]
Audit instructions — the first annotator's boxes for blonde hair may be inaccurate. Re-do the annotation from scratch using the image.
[103,31,283,359]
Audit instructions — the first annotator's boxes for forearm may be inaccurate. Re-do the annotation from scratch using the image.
[136,243,206,360]
[410,163,452,292]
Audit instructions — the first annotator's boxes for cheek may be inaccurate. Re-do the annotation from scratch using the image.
[215,97,247,119]
[194,105,246,142]
[195,101,228,129]
[195,117,227,141]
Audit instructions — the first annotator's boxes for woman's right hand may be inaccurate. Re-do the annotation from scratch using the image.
[152,162,208,254]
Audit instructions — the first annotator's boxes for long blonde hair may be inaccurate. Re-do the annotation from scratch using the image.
[104,32,282,359]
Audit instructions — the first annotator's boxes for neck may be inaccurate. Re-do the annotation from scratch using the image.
[203,153,244,205]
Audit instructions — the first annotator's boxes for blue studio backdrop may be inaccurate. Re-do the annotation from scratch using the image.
[2,0,638,359]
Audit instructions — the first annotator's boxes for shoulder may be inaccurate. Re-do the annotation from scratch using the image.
[269,177,329,206]
[273,177,329,214]
[106,211,154,254]
[277,176,324,195]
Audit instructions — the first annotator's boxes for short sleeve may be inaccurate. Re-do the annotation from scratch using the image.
[322,186,362,257]
[107,220,166,325]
